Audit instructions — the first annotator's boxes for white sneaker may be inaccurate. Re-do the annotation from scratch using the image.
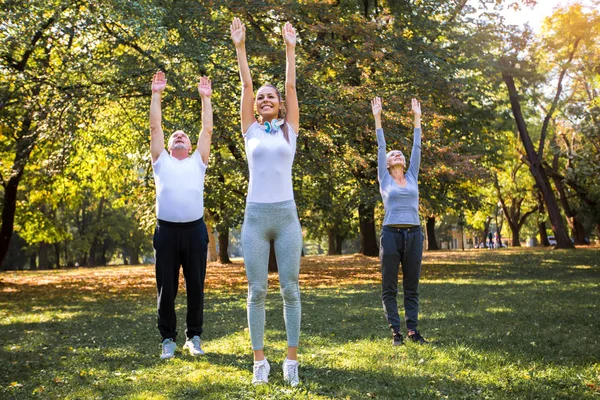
[160,338,176,359]
[252,358,270,385]
[283,358,300,387]
[183,336,204,356]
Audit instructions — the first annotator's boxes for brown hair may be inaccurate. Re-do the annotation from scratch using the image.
[258,84,289,143]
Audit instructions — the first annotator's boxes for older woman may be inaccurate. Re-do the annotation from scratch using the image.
[231,17,302,386]
[371,96,428,346]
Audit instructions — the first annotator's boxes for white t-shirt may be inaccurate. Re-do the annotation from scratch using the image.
[244,121,297,203]
[152,149,207,222]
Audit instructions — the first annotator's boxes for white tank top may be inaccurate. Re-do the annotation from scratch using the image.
[152,149,207,222]
[244,121,297,203]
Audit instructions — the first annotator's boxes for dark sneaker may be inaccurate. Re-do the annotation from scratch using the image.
[392,331,403,346]
[408,331,428,344]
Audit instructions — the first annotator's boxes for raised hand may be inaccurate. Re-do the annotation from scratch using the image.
[152,71,167,93]
[371,97,383,118]
[198,76,212,98]
[282,22,296,47]
[230,17,246,47]
[411,98,421,118]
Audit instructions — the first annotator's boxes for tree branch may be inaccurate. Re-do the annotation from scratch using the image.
[9,13,59,71]
[538,37,582,160]
[518,208,537,228]
[100,21,184,92]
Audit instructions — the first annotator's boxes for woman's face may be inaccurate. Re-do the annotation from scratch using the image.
[256,86,280,120]
[387,150,406,169]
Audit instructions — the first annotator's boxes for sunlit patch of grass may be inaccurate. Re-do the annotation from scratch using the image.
[1,248,599,398]
[570,264,592,269]
[485,307,512,313]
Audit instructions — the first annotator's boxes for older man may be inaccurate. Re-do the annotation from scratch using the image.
[149,71,212,359]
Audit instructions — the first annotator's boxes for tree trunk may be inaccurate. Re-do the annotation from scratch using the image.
[39,243,49,270]
[539,222,550,246]
[0,105,39,268]
[328,229,337,255]
[29,253,37,270]
[87,197,105,267]
[130,248,140,265]
[426,216,439,250]
[64,244,69,267]
[54,243,60,269]
[502,71,574,249]
[88,237,99,267]
[536,188,551,246]
[327,227,343,255]
[268,240,278,272]
[511,228,521,247]
[205,214,217,262]
[493,172,531,247]
[0,175,23,269]
[99,239,109,266]
[358,203,378,256]
[482,216,491,248]
[336,234,343,254]
[552,174,586,245]
[217,225,231,264]
[565,180,600,234]
[571,218,586,245]
[504,210,535,247]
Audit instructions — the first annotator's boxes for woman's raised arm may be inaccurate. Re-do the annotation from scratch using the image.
[231,17,255,133]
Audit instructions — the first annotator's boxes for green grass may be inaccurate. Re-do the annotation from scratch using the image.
[1,248,599,399]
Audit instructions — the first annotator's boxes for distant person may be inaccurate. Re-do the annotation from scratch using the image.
[231,18,302,386]
[371,96,428,346]
[488,231,493,248]
[149,71,213,359]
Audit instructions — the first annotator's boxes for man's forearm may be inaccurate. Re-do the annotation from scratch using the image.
[150,92,162,133]
[201,96,213,134]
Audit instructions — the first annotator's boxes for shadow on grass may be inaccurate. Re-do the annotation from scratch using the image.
[1,249,599,398]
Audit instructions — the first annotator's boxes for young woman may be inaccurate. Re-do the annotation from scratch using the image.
[371,97,428,346]
[231,17,302,386]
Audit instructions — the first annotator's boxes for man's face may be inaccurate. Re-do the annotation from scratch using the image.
[168,130,191,152]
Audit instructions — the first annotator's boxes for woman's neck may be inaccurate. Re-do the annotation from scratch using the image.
[389,166,405,180]
[259,114,278,123]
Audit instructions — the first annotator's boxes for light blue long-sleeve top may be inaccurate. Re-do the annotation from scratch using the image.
[377,128,422,227]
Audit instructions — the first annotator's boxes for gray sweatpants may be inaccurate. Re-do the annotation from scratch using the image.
[241,200,303,350]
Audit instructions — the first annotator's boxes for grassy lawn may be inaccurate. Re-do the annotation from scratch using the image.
[1,248,599,399]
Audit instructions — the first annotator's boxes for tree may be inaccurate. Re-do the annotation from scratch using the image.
[496,4,595,249]
[0,1,120,267]
[493,163,537,246]
[545,5,600,240]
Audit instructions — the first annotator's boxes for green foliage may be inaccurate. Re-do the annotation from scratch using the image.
[3,0,599,268]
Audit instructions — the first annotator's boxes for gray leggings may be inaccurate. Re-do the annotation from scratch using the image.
[241,200,303,350]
